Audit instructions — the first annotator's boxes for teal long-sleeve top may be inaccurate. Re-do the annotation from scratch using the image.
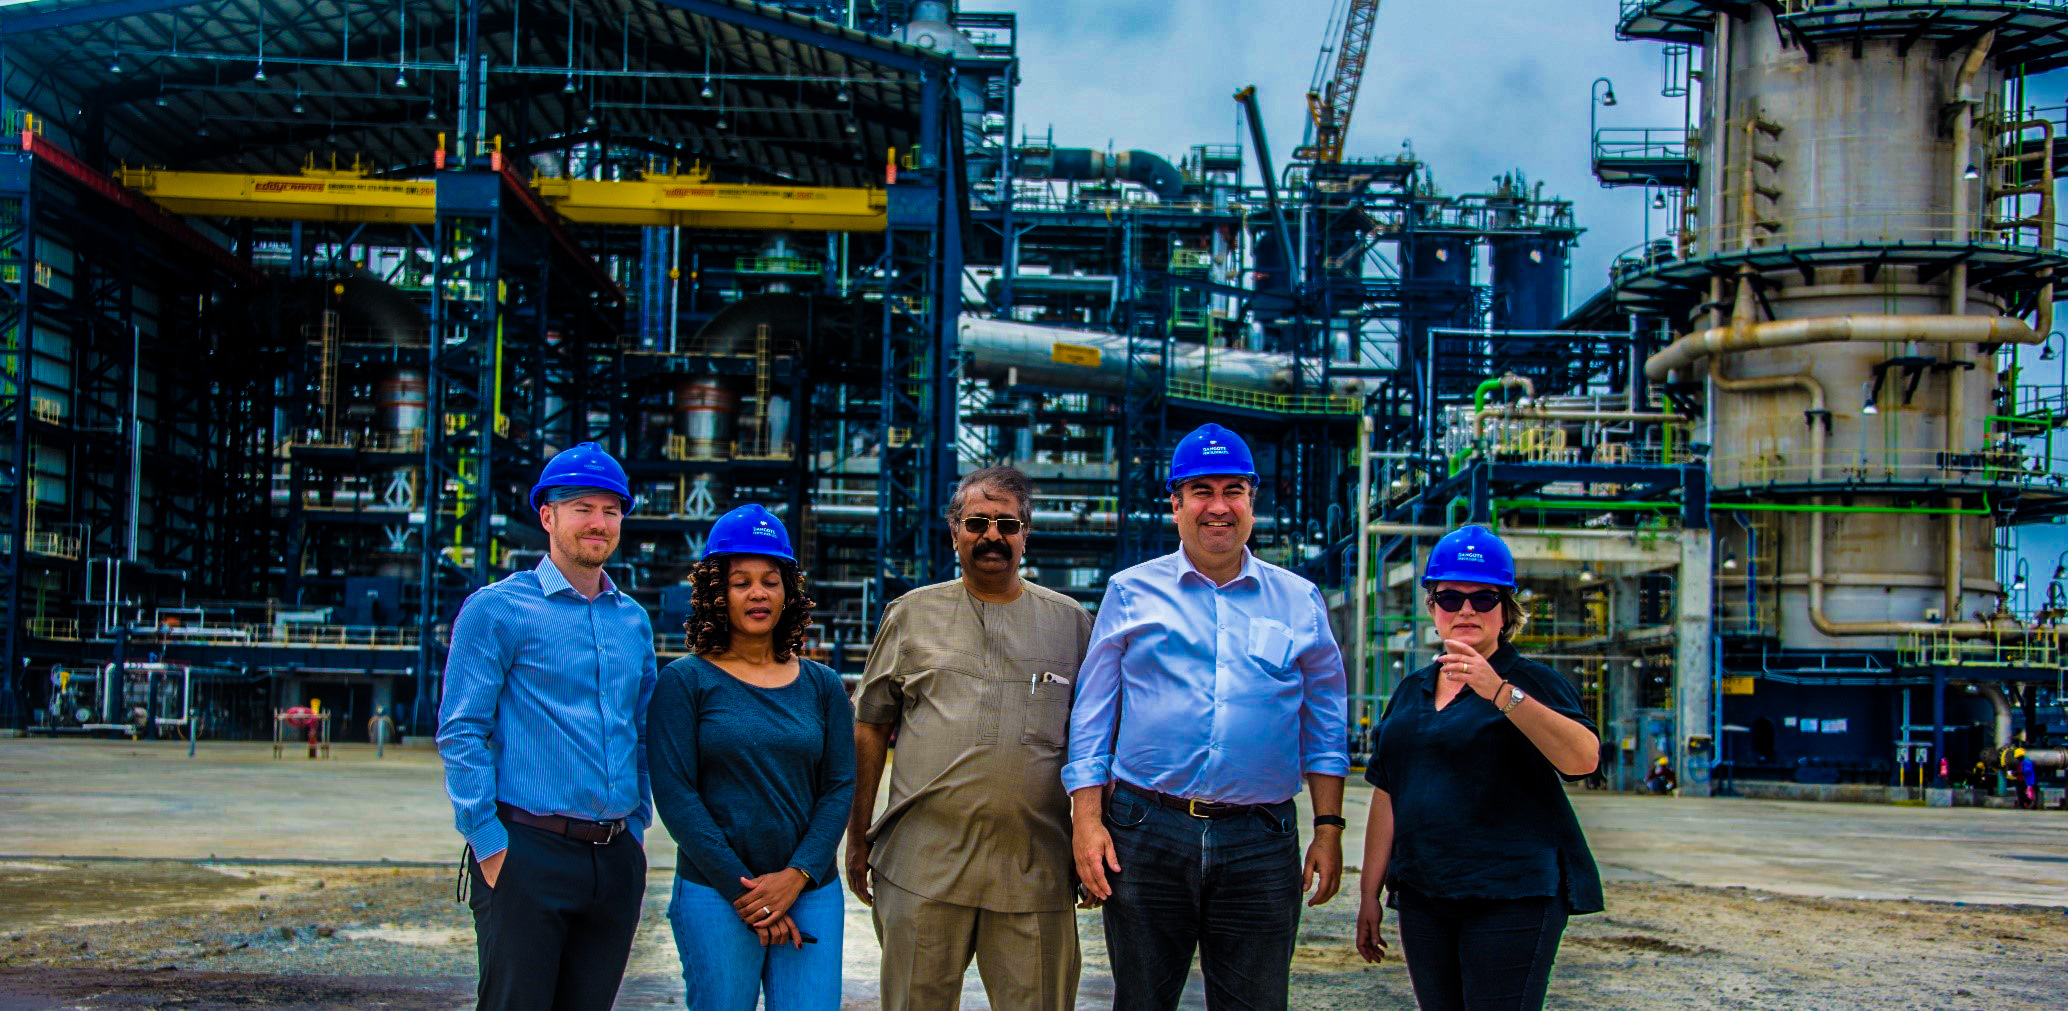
[647,654,856,899]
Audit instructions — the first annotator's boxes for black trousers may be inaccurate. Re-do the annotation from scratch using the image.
[468,818,647,1011]
[1393,886,1568,1011]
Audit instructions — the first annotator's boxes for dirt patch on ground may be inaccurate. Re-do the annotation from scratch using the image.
[1,863,2061,1009]
[1289,882,2064,1009]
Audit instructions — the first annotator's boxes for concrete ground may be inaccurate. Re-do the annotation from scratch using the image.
[2,738,2065,1008]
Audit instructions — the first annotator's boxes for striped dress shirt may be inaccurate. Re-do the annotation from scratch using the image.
[438,555,657,858]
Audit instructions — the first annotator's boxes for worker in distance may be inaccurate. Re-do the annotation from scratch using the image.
[1354,524,1603,1010]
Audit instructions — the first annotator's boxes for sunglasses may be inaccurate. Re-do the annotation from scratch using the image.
[959,516,1025,536]
[1429,589,1502,613]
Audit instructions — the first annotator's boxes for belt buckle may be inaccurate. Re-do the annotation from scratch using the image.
[1186,797,1209,819]
[591,820,619,846]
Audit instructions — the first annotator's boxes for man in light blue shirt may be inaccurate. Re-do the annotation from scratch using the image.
[438,442,656,1011]
[1064,423,1349,1011]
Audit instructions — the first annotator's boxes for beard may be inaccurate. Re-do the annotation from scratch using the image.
[556,528,618,568]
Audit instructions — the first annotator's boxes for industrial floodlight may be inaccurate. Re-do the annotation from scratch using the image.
[155,94,169,107]
[1723,552,1737,570]
[1964,163,1980,180]
[255,63,267,82]
[2013,560,2030,592]
[2044,336,2060,361]
[1652,193,1666,209]
[1579,564,1596,583]
[845,120,857,135]
[584,112,598,127]
[293,94,304,114]
[109,54,122,74]
[197,119,210,137]
[1861,380,1878,415]
[1601,90,1616,106]
[395,70,408,88]
[715,114,728,130]
[564,76,578,93]
[425,104,438,121]
[837,86,850,103]
[701,82,715,100]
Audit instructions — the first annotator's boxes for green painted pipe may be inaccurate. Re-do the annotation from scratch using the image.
[1495,498,1676,512]
[1472,377,1505,412]
[1708,498,1991,516]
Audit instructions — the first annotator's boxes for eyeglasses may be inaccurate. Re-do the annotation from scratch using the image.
[1429,589,1502,613]
[958,515,1025,536]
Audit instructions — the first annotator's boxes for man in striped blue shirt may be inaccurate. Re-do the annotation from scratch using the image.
[438,442,657,1011]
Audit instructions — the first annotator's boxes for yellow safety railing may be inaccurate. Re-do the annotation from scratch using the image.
[1165,377,1361,415]
[26,617,78,640]
[1899,629,2061,669]
[27,530,80,559]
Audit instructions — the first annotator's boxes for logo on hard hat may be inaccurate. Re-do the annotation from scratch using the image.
[1458,549,1485,563]
[753,523,778,538]
[1202,443,1230,455]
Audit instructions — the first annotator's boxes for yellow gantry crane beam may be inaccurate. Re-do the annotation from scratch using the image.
[117,165,437,223]
[115,163,888,232]
[537,172,887,232]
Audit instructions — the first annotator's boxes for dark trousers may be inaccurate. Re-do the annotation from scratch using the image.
[467,818,647,1011]
[1099,786,1302,1011]
[1393,885,1568,1011]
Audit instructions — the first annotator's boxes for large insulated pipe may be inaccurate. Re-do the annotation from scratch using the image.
[1645,315,2040,381]
[1017,147,1186,201]
[957,316,1371,397]
[1975,682,2016,753]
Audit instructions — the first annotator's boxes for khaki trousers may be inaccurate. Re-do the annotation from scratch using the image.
[872,874,1080,1011]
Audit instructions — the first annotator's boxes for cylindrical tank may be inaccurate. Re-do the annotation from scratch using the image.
[955,316,1372,397]
[675,379,739,459]
[1685,7,2011,648]
[1490,236,1566,330]
[374,369,428,436]
[1406,235,1471,287]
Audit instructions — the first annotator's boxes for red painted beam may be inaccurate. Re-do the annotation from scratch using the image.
[490,151,622,303]
[22,131,260,286]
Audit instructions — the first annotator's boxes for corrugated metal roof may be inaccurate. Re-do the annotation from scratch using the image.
[0,0,943,187]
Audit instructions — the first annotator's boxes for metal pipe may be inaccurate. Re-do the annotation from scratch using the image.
[1975,681,2015,751]
[1353,414,1373,702]
[1646,314,2040,381]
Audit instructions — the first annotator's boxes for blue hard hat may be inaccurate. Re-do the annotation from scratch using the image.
[1165,423,1260,492]
[703,503,795,564]
[1422,525,1516,588]
[529,442,636,513]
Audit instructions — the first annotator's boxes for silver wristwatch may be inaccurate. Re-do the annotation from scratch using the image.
[1499,684,1526,715]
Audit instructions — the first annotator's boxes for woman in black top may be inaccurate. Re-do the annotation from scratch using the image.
[1354,525,1602,1010]
[649,504,855,1011]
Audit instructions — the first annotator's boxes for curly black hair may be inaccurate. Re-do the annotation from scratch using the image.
[685,556,816,661]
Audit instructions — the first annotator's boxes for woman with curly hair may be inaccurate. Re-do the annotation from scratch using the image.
[648,503,855,1010]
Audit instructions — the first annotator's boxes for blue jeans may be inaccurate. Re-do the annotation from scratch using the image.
[1100,785,1303,1011]
[667,875,844,1011]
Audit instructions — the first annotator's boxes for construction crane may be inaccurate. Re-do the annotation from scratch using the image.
[1294,0,1382,163]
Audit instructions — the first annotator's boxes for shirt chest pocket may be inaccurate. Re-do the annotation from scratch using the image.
[1247,617,1297,677]
[1016,659,1077,749]
[903,648,1000,745]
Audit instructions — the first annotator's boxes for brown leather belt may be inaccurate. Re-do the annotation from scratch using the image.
[498,802,626,845]
[1118,780,1275,820]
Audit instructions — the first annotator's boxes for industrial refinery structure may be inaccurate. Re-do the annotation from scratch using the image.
[0,0,2060,802]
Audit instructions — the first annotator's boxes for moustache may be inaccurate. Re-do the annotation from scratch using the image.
[972,541,1012,559]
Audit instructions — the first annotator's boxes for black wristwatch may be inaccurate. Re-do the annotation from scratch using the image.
[1313,814,1347,829]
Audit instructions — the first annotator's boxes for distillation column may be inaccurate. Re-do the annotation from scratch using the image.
[1620,2,2068,792]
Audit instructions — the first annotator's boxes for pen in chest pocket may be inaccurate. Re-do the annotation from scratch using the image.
[1029,671,1072,694]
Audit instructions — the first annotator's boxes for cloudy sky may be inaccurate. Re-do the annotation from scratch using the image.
[965,0,1687,303]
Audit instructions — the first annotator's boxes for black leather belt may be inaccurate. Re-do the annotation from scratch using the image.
[1118,780,1278,820]
[498,801,626,845]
